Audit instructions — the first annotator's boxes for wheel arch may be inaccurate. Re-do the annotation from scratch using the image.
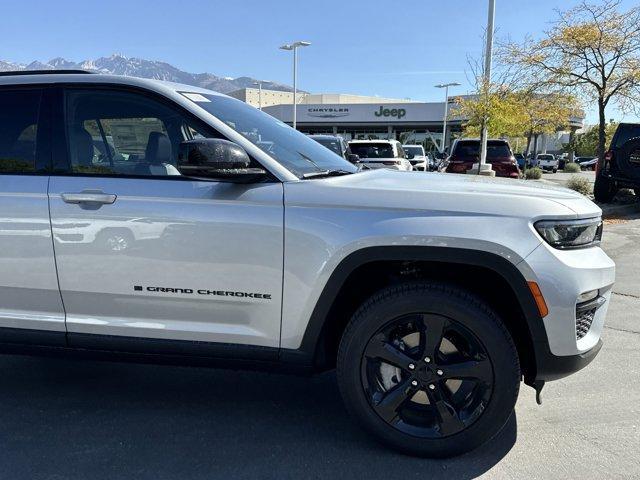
[284,246,547,385]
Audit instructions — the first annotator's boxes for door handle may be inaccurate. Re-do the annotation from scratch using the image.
[61,192,117,205]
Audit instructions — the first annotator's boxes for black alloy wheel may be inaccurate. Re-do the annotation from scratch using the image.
[337,283,520,457]
[361,313,493,438]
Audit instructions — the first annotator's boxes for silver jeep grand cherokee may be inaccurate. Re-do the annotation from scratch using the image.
[0,71,615,457]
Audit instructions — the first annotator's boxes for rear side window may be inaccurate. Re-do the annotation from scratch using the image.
[0,89,43,173]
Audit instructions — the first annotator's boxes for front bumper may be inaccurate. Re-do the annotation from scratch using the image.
[409,160,428,171]
[518,238,614,383]
[521,241,615,357]
[533,339,602,381]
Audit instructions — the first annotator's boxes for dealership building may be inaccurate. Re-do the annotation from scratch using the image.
[264,100,455,149]
[229,87,584,153]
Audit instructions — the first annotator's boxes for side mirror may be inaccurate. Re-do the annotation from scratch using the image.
[347,153,360,164]
[177,138,266,179]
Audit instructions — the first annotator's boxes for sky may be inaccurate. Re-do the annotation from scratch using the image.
[2,0,638,124]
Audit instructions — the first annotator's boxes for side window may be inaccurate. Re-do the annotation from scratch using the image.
[64,89,210,176]
[0,89,43,174]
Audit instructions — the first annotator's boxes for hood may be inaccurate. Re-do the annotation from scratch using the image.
[285,169,601,220]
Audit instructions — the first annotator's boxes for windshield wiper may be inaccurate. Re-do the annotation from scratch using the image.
[302,169,355,179]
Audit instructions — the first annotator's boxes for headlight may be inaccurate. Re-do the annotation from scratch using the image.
[535,217,603,249]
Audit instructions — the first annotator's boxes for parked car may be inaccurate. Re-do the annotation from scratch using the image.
[402,144,428,171]
[594,123,640,202]
[514,153,527,170]
[536,154,559,173]
[445,139,520,178]
[575,156,598,171]
[0,70,614,458]
[309,134,360,164]
[348,140,413,171]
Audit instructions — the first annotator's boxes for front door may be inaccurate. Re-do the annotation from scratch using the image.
[48,87,284,352]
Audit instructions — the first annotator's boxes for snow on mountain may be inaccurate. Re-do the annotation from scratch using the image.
[0,54,295,94]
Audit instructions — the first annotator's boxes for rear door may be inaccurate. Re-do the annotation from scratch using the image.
[0,86,66,339]
[47,86,284,354]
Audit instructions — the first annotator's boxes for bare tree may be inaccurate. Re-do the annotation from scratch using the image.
[502,0,640,161]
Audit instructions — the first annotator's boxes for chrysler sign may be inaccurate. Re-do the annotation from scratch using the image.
[307,107,350,118]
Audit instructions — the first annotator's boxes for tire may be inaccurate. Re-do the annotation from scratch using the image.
[552,168,557,174]
[593,175,618,203]
[337,282,520,458]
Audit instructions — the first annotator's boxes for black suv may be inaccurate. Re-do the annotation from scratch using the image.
[594,123,640,202]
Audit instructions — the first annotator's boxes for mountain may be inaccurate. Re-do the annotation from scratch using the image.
[0,54,296,94]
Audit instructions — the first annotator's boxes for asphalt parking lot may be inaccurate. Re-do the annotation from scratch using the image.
[1,216,639,480]
[542,169,596,187]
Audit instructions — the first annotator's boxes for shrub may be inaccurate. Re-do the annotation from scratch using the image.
[563,162,581,173]
[524,167,542,180]
[566,175,593,196]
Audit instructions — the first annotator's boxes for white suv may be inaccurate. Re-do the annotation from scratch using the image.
[536,153,559,173]
[348,139,413,171]
[0,71,614,457]
[402,144,429,171]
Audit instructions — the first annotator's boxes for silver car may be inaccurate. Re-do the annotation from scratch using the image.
[0,71,614,457]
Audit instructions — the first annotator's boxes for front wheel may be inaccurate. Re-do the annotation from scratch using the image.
[337,282,520,457]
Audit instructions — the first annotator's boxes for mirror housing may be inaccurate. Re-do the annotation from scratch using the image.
[347,153,360,164]
[177,138,266,179]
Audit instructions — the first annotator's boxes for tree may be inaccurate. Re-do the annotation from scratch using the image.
[454,89,576,156]
[515,90,578,158]
[566,122,618,157]
[454,87,524,138]
[502,0,640,162]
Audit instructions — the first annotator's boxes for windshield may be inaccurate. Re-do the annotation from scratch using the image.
[453,141,511,159]
[311,137,343,156]
[538,155,553,160]
[182,93,357,178]
[403,146,424,156]
[349,142,394,159]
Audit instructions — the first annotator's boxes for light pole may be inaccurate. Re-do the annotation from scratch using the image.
[476,0,496,176]
[435,82,461,154]
[280,41,311,129]
[252,81,265,110]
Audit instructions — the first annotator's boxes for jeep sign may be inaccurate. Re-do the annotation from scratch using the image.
[374,106,406,119]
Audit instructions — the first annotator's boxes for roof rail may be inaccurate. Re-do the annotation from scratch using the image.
[0,69,94,77]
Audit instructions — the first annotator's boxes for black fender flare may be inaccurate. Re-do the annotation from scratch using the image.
[283,246,547,379]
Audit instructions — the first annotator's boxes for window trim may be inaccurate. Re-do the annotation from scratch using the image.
[0,85,51,175]
[49,83,277,183]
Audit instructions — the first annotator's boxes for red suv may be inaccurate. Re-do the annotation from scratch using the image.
[445,139,520,178]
